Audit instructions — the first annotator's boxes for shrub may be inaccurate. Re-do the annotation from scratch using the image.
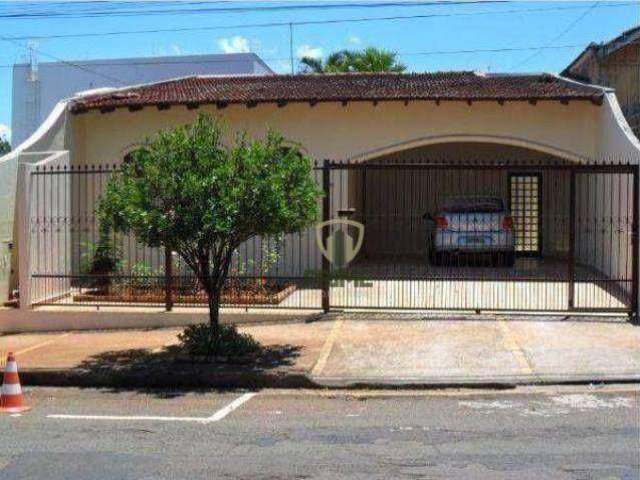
[129,261,164,290]
[178,323,263,360]
[79,223,123,290]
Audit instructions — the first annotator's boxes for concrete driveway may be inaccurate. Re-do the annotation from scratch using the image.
[310,314,640,386]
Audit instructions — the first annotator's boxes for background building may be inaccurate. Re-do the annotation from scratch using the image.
[563,26,640,138]
[11,52,273,147]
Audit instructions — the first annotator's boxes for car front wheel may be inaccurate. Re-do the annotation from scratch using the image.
[504,251,515,267]
[430,251,445,266]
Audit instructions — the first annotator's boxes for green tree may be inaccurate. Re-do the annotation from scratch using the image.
[99,114,320,352]
[0,136,10,155]
[352,47,407,73]
[300,47,406,73]
[300,50,355,73]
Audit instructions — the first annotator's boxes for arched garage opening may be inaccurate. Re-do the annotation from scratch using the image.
[349,142,573,260]
[326,141,637,313]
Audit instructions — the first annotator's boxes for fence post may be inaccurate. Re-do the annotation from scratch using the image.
[164,248,173,312]
[361,168,367,260]
[321,159,331,313]
[568,169,576,310]
[631,166,639,323]
[16,161,33,310]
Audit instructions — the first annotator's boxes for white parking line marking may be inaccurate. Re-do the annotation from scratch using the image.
[46,392,257,424]
[203,392,256,423]
[47,414,206,422]
[14,333,71,356]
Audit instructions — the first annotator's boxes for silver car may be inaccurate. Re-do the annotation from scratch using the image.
[425,196,515,266]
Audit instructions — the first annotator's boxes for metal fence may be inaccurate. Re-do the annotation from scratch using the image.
[325,161,637,315]
[24,159,639,317]
[27,163,324,310]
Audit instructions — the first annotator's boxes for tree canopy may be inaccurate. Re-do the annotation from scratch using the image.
[99,114,321,345]
[0,136,10,156]
[300,47,406,74]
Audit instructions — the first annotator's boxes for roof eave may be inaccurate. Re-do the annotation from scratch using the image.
[70,94,606,114]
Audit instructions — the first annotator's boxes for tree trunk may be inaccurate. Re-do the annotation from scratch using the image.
[198,246,235,357]
[208,286,221,337]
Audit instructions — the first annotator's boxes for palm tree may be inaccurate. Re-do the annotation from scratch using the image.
[352,47,406,73]
[0,136,10,155]
[299,50,355,73]
[299,56,324,74]
[299,47,406,74]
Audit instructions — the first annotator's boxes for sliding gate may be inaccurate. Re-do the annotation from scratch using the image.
[321,161,638,316]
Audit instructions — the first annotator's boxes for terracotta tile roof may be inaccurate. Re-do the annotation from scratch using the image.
[70,71,605,113]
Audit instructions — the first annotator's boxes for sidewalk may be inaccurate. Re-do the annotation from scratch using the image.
[310,314,640,387]
[1,313,638,389]
[0,317,333,389]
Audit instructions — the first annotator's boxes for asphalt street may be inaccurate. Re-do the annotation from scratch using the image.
[0,385,638,479]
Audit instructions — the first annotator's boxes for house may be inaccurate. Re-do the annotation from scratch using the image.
[562,26,640,137]
[11,52,273,147]
[1,71,639,317]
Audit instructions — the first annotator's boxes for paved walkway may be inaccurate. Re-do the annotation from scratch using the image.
[0,319,332,388]
[0,313,638,387]
[310,314,640,386]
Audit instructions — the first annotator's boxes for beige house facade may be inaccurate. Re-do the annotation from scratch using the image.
[69,89,635,166]
[1,72,640,316]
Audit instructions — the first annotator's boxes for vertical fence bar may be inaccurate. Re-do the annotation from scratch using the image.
[165,247,173,312]
[631,166,639,323]
[361,168,367,260]
[321,159,331,313]
[568,169,576,310]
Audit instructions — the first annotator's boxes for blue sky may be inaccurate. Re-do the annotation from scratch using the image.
[0,0,638,140]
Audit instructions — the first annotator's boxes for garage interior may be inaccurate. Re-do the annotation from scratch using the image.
[326,142,637,313]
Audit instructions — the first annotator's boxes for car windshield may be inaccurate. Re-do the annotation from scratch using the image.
[441,197,504,213]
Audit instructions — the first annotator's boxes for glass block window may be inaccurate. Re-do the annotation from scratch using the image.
[510,174,540,254]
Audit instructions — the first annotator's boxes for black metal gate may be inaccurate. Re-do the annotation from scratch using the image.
[320,161,639,317]
[26,160,638,318]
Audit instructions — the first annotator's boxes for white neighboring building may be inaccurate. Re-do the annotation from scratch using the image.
[11,52,273,147]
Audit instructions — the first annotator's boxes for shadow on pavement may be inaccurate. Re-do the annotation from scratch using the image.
[20,343,316,395]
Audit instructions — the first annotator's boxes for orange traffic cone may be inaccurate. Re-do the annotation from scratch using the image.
[0,353,30,414]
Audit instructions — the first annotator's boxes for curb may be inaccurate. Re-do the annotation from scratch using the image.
[19,368,640,391]
[20,369,318,390]
[313,376,640,390]
[309,374,640,389]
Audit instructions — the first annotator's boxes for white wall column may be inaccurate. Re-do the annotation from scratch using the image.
[16,160,33,310]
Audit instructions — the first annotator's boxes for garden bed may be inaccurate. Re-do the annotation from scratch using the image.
[73,282,297,305]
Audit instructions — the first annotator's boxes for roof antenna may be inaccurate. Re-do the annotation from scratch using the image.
[27,41,39,82]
